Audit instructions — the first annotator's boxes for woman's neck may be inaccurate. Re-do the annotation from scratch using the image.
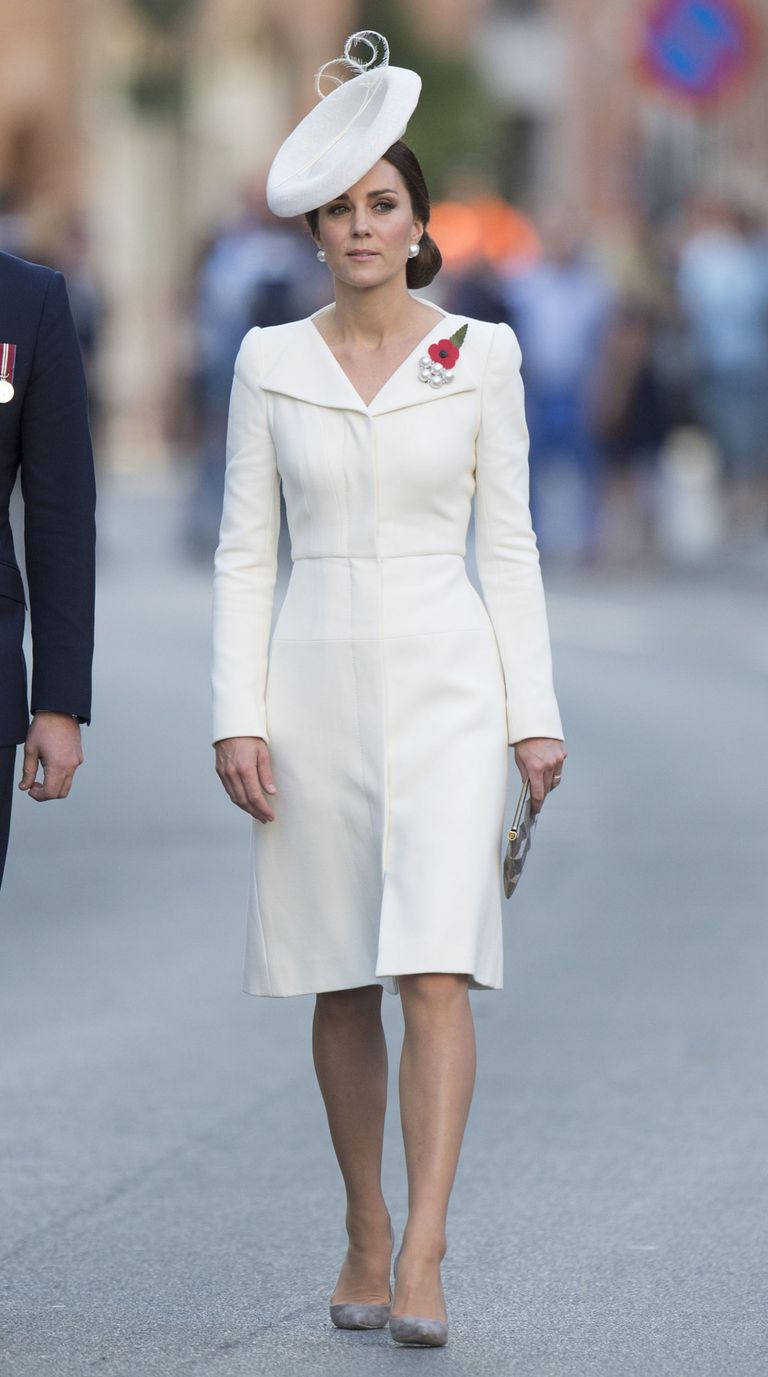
[322,279,430,347]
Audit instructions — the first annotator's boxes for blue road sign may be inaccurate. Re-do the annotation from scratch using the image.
[636,0,758,106]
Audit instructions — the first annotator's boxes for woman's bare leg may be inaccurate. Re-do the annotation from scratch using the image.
[312,984,393,1303]
[393,973,477,1322]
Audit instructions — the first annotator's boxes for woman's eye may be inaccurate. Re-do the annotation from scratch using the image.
[327,200,395,214]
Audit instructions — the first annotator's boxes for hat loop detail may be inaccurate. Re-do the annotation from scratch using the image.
[265,27,420,216]
[314,30,390,99]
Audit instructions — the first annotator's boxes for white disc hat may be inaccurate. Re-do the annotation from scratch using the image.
[266,30,422,218]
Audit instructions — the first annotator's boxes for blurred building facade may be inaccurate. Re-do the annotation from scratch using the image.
[0,0,359,462]
[0,0,83,228]
[478,0,768,219]
[0,0,765,464]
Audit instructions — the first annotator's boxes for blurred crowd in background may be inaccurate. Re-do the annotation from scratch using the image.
[179,176,768,570]
[2,0,768,574]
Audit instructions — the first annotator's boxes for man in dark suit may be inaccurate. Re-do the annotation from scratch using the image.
[0,249,96,889]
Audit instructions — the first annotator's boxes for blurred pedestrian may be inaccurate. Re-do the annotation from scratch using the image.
[676,191,768,541]
[50,216,107,455]
[185,182,325,557]
[0,186,29,258]
[443,256,510,323]
[504,208,614,563]
[0,251,96,889]
[592,299,671,563]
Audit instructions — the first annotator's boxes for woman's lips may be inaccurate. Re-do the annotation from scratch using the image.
[348,251,378,258]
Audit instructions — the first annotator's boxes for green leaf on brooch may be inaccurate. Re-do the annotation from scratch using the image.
[449,323,468,349]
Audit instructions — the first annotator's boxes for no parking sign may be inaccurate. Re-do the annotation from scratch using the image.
[634,0,760,108]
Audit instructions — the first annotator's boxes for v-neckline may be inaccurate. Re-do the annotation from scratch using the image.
[307,299,451,412]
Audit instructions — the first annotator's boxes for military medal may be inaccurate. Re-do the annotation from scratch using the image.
[0,343,17,403]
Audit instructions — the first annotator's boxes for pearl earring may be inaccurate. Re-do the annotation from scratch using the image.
[408,242,420,258]
[317,248,326,262]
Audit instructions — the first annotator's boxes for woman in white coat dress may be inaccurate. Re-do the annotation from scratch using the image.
[212,31,567,1349]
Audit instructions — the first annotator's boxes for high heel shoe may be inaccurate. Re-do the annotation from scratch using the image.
[329,1222,396,1330]
[388,1244,449,1347]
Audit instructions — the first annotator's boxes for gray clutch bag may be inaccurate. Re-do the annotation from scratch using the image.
[503,777,539,899]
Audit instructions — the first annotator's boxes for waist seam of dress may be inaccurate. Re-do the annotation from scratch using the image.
[271,628,497,642]
[290,551,466,560]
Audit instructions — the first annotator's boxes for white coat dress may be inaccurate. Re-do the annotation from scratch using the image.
[212,296,564,998]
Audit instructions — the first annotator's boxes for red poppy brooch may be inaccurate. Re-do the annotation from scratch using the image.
[418,322,468,389]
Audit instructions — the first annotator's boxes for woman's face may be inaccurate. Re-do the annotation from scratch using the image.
[313,159,423,288]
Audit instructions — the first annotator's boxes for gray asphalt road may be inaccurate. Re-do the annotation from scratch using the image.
[1,472,766,1376]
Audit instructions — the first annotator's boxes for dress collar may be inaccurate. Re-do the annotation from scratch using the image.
[257,298,480,416]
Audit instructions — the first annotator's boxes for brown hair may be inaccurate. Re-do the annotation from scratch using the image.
[304,140,442,289]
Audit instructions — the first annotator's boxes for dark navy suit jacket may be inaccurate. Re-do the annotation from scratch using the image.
[0,251,96,746]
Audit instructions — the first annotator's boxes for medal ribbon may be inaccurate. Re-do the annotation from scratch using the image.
[0,342,16,382]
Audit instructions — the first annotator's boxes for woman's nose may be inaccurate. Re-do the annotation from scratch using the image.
[350,211,372,234]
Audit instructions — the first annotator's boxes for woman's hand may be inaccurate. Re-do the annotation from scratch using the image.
[214,736,278,823]
[513,736,567,814]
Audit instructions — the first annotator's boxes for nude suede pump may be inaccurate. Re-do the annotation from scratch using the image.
[388,1243,449,1347]
[329,1223,396,1330]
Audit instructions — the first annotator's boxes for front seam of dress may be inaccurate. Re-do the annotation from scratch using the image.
[329,409,346,543]
[371,419,391,877]
[348,561,378,845]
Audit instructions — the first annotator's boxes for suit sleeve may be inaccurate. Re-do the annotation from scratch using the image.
[20,270,96,724]
[212,328,280,745]
[474,321,564,745]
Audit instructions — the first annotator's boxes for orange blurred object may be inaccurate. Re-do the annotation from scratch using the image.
[474,198,541,266]
[430,198,541,270]
[429,202,484,271]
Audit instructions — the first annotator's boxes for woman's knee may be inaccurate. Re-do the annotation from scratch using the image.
[315,983,384,1023]
[398,972,470,1020]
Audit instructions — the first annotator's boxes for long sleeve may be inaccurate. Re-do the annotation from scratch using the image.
[212,327,281,745]
[20,270,97,725]
[473,321,564,745]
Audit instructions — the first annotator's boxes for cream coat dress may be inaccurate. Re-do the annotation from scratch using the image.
[212,297,564,998]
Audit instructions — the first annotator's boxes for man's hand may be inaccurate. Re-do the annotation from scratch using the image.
[19,712,84,802]
[513,736,567,814]
[214,736,277,823]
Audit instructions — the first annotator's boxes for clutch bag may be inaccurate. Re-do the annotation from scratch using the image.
[503,777,539,899]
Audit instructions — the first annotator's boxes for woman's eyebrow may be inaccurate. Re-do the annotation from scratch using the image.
[332,188,399,200]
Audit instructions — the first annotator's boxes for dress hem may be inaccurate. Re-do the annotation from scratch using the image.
[242,966,503,999]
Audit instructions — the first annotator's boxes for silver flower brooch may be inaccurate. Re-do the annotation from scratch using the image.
[418,323,468,388]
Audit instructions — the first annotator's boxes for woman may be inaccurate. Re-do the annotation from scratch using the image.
[211,31,567,1348]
